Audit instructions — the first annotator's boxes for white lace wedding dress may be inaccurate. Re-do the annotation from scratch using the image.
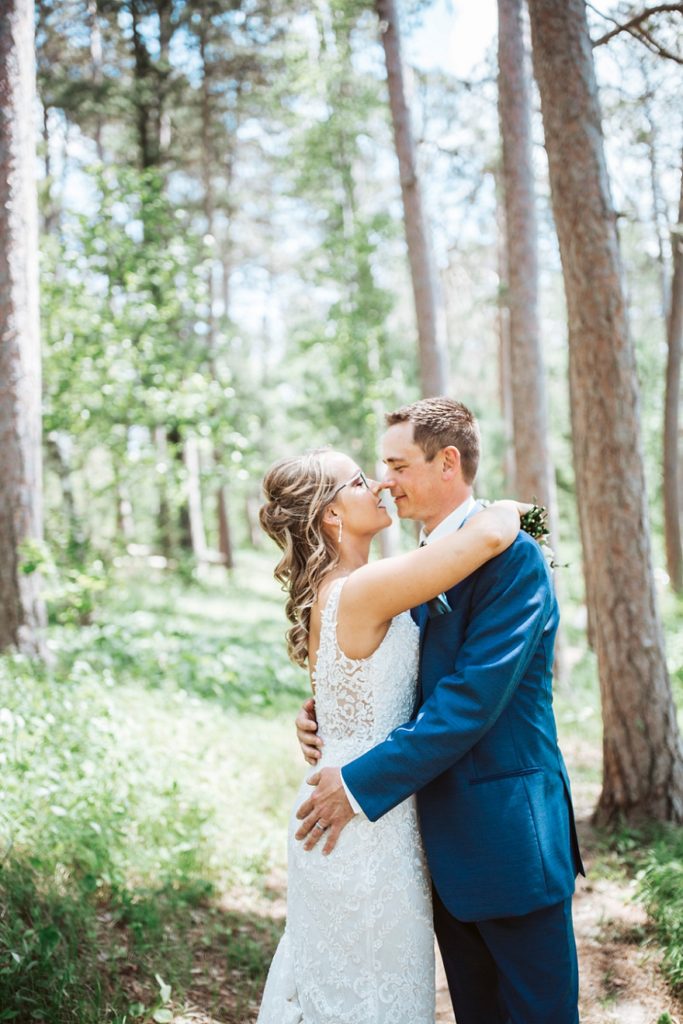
[257,577,435,1024]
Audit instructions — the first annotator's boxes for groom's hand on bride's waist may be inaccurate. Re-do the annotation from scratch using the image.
[295,767,356,855]
[296,698,323,765]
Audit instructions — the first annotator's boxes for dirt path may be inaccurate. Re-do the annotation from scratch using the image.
[164,816,683,1024]
[433,819,683,1024]
[162,742,683,1024]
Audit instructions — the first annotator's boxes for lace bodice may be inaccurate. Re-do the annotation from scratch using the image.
[312,577,420,762]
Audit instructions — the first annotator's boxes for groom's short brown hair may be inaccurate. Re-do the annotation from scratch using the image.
[386,397,480,484]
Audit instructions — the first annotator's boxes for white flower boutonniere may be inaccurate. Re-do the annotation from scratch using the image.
[481,500,564,571]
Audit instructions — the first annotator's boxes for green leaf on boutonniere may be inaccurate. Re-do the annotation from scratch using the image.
[519,504,549,541]
[480,499,565,569]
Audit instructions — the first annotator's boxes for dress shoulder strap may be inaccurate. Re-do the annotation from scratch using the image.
[319,576,347,634]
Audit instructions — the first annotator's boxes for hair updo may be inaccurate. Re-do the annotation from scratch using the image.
[259,449,341,667]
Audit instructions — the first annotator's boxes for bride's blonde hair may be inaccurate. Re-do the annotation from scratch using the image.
[259,450,341,667]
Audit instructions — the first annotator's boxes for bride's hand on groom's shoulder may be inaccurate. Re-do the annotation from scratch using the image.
[296,697,322,765]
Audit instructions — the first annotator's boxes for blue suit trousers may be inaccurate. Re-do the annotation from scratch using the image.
[433,887,579,1024]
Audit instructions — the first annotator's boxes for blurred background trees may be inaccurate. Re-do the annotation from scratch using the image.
[2,0,683,814]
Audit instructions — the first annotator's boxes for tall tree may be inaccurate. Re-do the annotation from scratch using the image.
[498,0,566,683]
[664,148,683,592]
[528,0,683,823]
[495,172,516,490]
[375,0,448,396]
[497,0,554,508]
[0,0,47,655]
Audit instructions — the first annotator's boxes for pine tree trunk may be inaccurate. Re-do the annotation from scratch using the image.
[0,0,46,655]
[112,457,135,543]
[663,151,683,593]
[182,435,206,559]
[217,484,234,570]
[375,0,448,397]
[497,0,554,508]
[244,495,262,549]
[495,174,516,491]
[46,432,85,557]
[155,426,173,558]
[198,15,217,354]
[528,0,683,824]
[87,0,104,161]
[498,0,565,685]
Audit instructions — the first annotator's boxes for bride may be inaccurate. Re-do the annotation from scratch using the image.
[257,447,523,1024]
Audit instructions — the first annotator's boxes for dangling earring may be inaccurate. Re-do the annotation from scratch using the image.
[337,518,343,544]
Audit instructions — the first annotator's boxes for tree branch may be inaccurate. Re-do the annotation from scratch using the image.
[631,20,683,62]
[591,4,683,47]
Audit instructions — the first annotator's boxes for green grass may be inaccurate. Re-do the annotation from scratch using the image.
[0,552,308,1023]
[0,549,681,1021]
[638,826,683,993]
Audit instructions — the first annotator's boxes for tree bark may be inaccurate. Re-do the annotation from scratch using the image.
[112,456,135,543]
[155,425,173,558]
[528,0,683,823]
[167,424,192,552]
[199,14,217,353]
[498,0,566,685]
[497,0,554,508]
[0,0,47,655]
[45,432,85,557]
[130,0,154,169]
[87,0,104,161]
[664,150,683,592]
[375,0,448,397]
[217,482,234,570]
[183,436,207,560]
[495,172,516,491]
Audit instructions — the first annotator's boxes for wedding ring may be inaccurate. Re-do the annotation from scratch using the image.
[314,821,327,832]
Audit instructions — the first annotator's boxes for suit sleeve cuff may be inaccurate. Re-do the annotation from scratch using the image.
[341,767,366,817]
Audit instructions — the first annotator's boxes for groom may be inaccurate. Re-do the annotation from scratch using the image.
[295,397,583,1024]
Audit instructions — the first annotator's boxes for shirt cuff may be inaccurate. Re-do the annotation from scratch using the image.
[341,768,366,817]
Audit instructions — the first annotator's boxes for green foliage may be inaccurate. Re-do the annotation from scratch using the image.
[271,3,416,468]
[42,166,214,439]
[638,827,683,991]
[0,556,303,1021]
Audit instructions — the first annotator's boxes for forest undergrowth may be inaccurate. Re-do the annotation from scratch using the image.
[0,552,681,1023]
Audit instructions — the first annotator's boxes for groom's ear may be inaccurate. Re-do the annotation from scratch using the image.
[440,445,462,479]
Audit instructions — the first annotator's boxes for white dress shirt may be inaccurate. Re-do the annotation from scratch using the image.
[340,494,477,815]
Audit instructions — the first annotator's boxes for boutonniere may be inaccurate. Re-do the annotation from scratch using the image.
[481,501,564,570]
[519,505,560,570]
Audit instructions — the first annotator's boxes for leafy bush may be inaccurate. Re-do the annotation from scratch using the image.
[638,827,683,992]
[0,558,304,1021]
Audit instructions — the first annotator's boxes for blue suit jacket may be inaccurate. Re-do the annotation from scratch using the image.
[343,515,584,922]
